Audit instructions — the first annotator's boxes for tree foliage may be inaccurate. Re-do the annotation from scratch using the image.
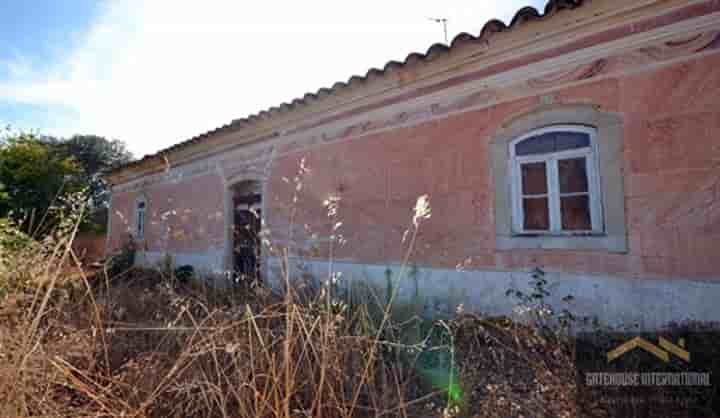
[0,131,133,235]
[49,135,133,231]
[50,135,132,208]
[0,133,83,233]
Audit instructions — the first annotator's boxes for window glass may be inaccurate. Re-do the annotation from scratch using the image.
[136,200,146,238]
[560,195,592,230]
[521,162,547,195]
[558,158,588,193]
[515,131,590,156]
[555,132,591,151]
[515,133,556,156]
[523,197,550,230]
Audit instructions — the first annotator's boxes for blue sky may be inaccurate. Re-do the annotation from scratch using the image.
[0,1,100,69]
[0,1,100,133]
[1,0,545,157]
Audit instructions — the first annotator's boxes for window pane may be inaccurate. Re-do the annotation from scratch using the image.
[523,197,549,230]
[558,158,588,193]
[137,201,146,209]
[555,131,590,151]
[521,162,547,195]
[137,212,144,236]
[516,131,590,156]
[515,133,555,156]
[561,195,592,230]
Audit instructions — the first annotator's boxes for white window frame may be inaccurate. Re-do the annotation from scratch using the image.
[135,198,146,239]
[509,125,603,235]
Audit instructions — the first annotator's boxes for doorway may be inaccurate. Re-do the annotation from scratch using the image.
[231,181,262,283]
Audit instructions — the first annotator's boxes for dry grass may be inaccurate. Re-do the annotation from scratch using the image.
[0,229,581,418]
[1,270,442,417]
[0,190,456,418]
[0,235,449,418]
[0,170,581,418]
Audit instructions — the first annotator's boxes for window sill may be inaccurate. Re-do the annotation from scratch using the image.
[512,232,606,237]
[496,234,627,253]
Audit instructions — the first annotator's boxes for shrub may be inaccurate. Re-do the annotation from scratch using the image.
[105,235,136,279]
[174,264,194,284]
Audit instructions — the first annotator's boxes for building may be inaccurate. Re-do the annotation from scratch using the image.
[106,0,720,329]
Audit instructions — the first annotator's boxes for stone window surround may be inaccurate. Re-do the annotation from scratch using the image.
[490,104,627,253]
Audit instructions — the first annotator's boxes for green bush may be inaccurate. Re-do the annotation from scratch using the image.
[174,264,195,284]
[105,236,136,279]
[0,218,35,297]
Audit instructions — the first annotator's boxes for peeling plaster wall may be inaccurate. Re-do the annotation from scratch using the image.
[267,55,720,281]
[108,172,226,272]
[262,56,720,328]
[107,2,720,327]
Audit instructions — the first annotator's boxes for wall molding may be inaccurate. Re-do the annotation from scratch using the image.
[111,12,720,193]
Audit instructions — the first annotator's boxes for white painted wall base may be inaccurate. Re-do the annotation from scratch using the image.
[266,257,720,331]
[136,249,225,274]
[133,250,720,330]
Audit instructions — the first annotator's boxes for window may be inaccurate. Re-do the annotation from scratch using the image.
[490,104,627,252]
[135,199,146,239]
[510,125,603,235]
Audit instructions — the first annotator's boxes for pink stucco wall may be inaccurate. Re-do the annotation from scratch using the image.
[265,54,720,280]
[108,173,225,254]
[108,53,720,280]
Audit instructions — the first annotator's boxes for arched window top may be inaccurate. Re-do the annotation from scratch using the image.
[511,125,595,157]
[508,125,602,234]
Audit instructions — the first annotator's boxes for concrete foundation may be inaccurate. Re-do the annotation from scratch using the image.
[267,257,720,330]
[137,249,225,274]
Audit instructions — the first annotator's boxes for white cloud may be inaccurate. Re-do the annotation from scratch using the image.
[0,0,544,157]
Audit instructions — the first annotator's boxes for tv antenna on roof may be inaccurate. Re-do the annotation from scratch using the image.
[429,17,449,44]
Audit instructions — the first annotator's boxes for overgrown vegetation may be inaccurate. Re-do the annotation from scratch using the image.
[0,176,582,418]
[0,128,132,235]
[4,156,712,418]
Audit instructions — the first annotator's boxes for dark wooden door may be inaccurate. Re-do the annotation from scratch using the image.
[233,196,261,282]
